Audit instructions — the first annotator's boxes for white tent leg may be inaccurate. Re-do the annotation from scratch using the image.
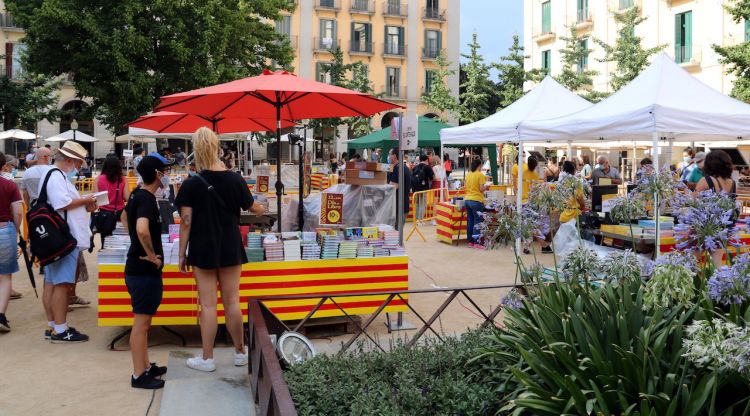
[652,131,660,259]
[515,142,524,254]
[566,140,573,162]
[440,142,445,201]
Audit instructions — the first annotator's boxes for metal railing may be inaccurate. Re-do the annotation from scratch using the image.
[382,85,406,100]
[350,0,374,14]
[407,188,444,241]
[314,37,339,51]
[422,7,446,21]
[350,40,373,54]
[422,46,440,59]
[383,42,405,56]
[276,34,298,48]
[248,300,298,416]
[383,1,407,17]
[576,9,592,23]
[315,0,341,10]
[0,13,22,29]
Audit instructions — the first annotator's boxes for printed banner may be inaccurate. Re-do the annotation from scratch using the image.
[320,193,344,225]
[257,175,269,193]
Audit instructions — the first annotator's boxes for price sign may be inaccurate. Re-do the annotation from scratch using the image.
[320,193,343,225]
[123,149,134,158]
[257,176,269,193]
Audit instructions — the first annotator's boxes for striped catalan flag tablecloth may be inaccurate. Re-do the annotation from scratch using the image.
[435,202,466,244]
[98,256,409,326]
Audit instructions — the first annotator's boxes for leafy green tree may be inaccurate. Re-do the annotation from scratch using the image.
[556,26,599,94]
[343,63,376,137]
[0,55,63,134]
[494,35,541,109]
[6,0,295,133]
[594,6,665,92]
[714,0,750,101]
[421,50,459,122]
[459,33,493,124]
[309,47,358,139]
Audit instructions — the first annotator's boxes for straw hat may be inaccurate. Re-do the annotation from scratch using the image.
[57,141,88,161]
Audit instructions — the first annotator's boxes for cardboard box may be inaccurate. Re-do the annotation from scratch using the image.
[346,161,389,172]
[345,169,387,185]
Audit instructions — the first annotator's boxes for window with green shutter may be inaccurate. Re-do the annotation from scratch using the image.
[619,0,634,9]
[351,22,372,53]
[385,25,405,55]
[578,40,588,72]
[542,1,551,34]
[425,70,436,94]
[675,11,692,63]
[745,19,750,42]
[542,50,551,74]
[577,0,588,22]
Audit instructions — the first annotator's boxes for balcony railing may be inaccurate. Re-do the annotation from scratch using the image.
[422,47,441,60]
[314,37,340,51]
[0,13,22,29]
[532,30,556,43]
[275,34,298,48]
[382,85,407,100]
[315,0,341,11]
[609,0,641,13]
[423,7,446,21]
[575,9,593,30]
[350,0,374,14]
[383,2,407,17]
[383,42,406,56]
[350,40,374,54]
[676,45,702,69]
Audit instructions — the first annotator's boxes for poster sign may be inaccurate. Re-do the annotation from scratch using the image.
[602,194,617,213]
[123,149,133,158]
[320,193,343,225]
[257,175,270,193]
[400,115,418,151]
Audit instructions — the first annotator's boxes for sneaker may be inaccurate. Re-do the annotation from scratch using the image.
[0,316,10,333]
[131,372,165,390]
[471,243,486,251]
[147,362,167,378]
[186,355,216,372]
[234,347,248,367]
[44,327,53,340]
[541,246,553,254]
[523,248,531,255]
[50,327,89,343]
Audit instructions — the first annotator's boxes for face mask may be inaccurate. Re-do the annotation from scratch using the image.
[594,164,601,170]
[67,168,78,181]
[188,171,197,177]
[11,168,17,177]
[683,157,691,163]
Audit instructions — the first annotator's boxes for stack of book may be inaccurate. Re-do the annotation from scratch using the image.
[263,236,284,262]
[301,240,321,260]
[321,235,341,260]
[283,239,301,261]
[338,241,358,259]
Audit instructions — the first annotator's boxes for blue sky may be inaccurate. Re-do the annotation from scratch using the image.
[460,0,523,77]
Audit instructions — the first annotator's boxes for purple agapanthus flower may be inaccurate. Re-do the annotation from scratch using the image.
[707,253,750,305]
[644,250,699,277]
[501,289,524,310]
[672,190,740,252]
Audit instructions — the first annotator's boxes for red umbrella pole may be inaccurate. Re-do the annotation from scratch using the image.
[275,102,283,233]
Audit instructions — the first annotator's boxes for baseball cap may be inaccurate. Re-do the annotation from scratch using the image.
[147,152,174,166]
[137,155,171,179]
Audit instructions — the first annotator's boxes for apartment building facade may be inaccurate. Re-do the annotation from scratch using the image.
[279,0,461,134]
[523,0,747,96]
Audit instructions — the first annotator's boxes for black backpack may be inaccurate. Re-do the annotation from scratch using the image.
[411,164,427,192]
[27,168,78,266]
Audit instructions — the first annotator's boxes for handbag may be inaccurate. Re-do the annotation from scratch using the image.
[91,177,121,239]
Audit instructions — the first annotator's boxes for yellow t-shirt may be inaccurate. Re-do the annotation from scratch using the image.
[464,171,486,203]
[512,163,541,203]
[559,188,584,223]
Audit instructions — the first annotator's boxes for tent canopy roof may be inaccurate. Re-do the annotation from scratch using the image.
[520,53,750,142]
[44,129,98,142]
[439,76,592,145]
[347,116,453,150]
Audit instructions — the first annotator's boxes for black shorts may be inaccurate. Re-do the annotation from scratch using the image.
[125,274,163,316]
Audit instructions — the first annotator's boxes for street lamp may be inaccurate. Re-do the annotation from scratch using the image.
[70,119,78,141]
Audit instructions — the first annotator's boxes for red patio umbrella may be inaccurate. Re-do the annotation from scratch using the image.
[127,111,296,134]
[155,69,401,232]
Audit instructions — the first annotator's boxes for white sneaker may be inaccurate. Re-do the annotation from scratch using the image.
[234,347,248,367]
[186,355,216,372]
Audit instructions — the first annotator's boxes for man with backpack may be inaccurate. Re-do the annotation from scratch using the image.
[33,142,97,343]
[411,154,434,193]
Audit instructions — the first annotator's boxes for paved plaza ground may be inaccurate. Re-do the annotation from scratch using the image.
[0,225,553,415]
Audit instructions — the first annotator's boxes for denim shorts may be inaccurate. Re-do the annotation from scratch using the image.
[44,248,80,285]
[125,274,163,316]
[0,223,19,275]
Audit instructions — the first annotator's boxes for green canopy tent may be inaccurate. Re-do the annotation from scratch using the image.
[346,116,498,183]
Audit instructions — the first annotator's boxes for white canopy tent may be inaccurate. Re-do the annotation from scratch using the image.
[516,53,750,253]
[44,129,99,143]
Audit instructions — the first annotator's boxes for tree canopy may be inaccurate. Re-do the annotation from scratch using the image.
[0,63,63,133]
[494,35,540,109]
[594,6,664,92]
[421,50,459,122]
[6,0,295,133]
[714,0,750,101]
[459,33,493,124]
[555,26,604,101]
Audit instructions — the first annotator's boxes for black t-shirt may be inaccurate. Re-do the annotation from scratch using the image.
[125,188,163,277]
[174,170,253,269]
[387,162,411,213]
[411,163,435,192]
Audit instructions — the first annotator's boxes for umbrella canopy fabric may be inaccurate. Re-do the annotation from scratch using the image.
[347,116,452,150]
[154,69,401,233]
[128,111,296,134]
[44,129,98,142]
[155,69,400,120]
[0,129,37,140]
[440,76,592,145]
[520,53,750,142]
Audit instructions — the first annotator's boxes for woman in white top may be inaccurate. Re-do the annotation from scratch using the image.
[431,156,445,189]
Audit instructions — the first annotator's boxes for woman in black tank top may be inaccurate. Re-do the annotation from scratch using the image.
[694,150,737,198]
